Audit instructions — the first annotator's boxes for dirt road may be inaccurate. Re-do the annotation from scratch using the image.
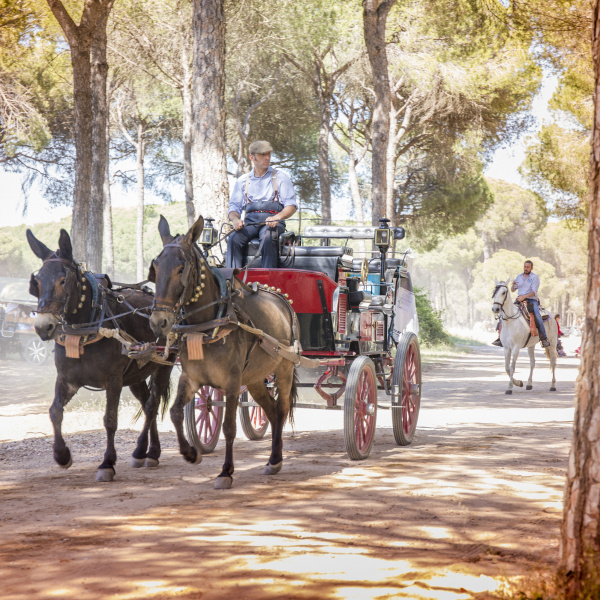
[0,344,578,599]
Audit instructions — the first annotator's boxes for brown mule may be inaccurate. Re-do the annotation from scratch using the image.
[27,228,174,482]
[148,215,298,489]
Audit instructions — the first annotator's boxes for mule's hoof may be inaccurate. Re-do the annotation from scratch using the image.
[214,476,233,490]
[58,456,73,469]
[505,390,512,395]
[145,458,159,468]
[130,457,145,468]
[264,461,283,475]
[96,468,115,482]
[187,448,202,465]
[550,387,557,392]
[526,385,533,391]
[516,381,523,387]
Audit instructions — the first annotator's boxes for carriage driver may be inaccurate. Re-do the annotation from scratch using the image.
[511,260,551,348]
[226,140,297,269]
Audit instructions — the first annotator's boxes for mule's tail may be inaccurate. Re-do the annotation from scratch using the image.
[156,372,172,420]
[288,368,299,429]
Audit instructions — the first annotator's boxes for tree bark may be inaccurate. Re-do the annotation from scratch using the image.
[362,0,396,225]
[103,118,114,278]
[181,43,195,228]
[70,43,94,263]
[560,0,600,594]
[318,105,332,225]
[88,10,110,272]
[45,0,114,264]
[191,0,228,225]
[136,121,145,282]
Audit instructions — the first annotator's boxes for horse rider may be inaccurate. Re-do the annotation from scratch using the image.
[511,260,550,348]
[226,140,297,269]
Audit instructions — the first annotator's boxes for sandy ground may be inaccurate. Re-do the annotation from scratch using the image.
[0,339,580,600]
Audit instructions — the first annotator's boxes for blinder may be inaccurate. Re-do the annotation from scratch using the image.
[147,260,156,283]
[29,273,40,298]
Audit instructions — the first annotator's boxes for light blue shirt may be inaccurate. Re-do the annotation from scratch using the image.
[228,166,296,216]
[514,272,540,301]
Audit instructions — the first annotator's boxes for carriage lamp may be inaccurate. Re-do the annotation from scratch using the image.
[200,218,218,247]
[374,218,392,254]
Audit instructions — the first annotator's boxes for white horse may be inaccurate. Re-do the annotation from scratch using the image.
[491,279,558,394]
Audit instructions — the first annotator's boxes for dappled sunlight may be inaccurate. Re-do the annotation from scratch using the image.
[0,342,576,599]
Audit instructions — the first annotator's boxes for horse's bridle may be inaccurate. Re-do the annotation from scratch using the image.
[492,284,520,321]
[34,256,85,322]
[151,240,212,319]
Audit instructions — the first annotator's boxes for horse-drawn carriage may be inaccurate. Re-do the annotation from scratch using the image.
[26,216,421,486]
[184,218,422,461]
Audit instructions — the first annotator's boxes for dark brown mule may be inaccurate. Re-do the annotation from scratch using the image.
[27,229,174,482]
[148,215,297,489]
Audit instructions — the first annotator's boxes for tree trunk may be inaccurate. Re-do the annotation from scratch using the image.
[191,0,228,225]
[386,105,397,226]
[88,13,109,272]
[136,122,145,282]
[182,78,195,228]
[69,43,93,263]
[103,120,114,279]
[318,107,332,225]
[181,44,195,228]
[362,0,396,226]
[560,1,600,594]
[45,0,115,265]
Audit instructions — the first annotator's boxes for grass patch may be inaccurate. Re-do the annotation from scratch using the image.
[419,335,486,365]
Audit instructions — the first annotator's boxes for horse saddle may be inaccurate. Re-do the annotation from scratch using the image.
[516,301,549,337]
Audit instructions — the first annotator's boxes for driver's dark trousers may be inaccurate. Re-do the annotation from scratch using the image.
[226,223,284,269]
[527,299,547,340]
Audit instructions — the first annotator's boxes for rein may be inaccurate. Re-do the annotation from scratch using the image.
[493,284,521,321]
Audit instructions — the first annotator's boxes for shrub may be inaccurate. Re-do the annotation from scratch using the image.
[414,286,450,346]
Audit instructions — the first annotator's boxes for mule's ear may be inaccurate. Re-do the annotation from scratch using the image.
[29,273,40,298]
[184,215,204,246]
[26,229,52,261]
[147,260,156,283]
[58,229,73,260]
[158,215,174,246]
[494,277,498,285]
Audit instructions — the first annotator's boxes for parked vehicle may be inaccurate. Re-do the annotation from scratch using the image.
[0,279,51,365]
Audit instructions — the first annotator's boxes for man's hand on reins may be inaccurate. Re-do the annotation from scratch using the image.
[265,215,279,228]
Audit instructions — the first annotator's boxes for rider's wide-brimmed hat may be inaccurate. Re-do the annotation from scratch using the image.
[249,140,273,155]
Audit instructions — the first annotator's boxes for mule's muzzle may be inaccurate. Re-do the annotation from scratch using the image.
[35,313,59,341]
[150,310,175,337]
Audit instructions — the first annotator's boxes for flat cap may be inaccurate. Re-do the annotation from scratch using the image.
[249,140,273,155]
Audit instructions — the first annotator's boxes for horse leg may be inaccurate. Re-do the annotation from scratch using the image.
[49,378,79,469]
[129,381,151,467]
[266,365,295,475]
[215,386,244,490]
[526,346,535,390]
[170,372,201,465]
[96,381,123,482]
[246,380,283,473]
[504,349,515,394]
[549,348,557,392]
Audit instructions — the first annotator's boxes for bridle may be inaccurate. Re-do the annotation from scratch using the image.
[151,240,223,323]
[33,256,86,323]
[492,283,520,321]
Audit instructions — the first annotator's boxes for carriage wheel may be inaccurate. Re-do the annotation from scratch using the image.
[184,386,224,454]
[343,356,377,460]
[22,338,49,366]
[239,391,270,440]
[392,332,421,446]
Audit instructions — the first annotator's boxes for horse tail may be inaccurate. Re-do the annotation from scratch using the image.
[156,371,172,420]
[288,368,299,429]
